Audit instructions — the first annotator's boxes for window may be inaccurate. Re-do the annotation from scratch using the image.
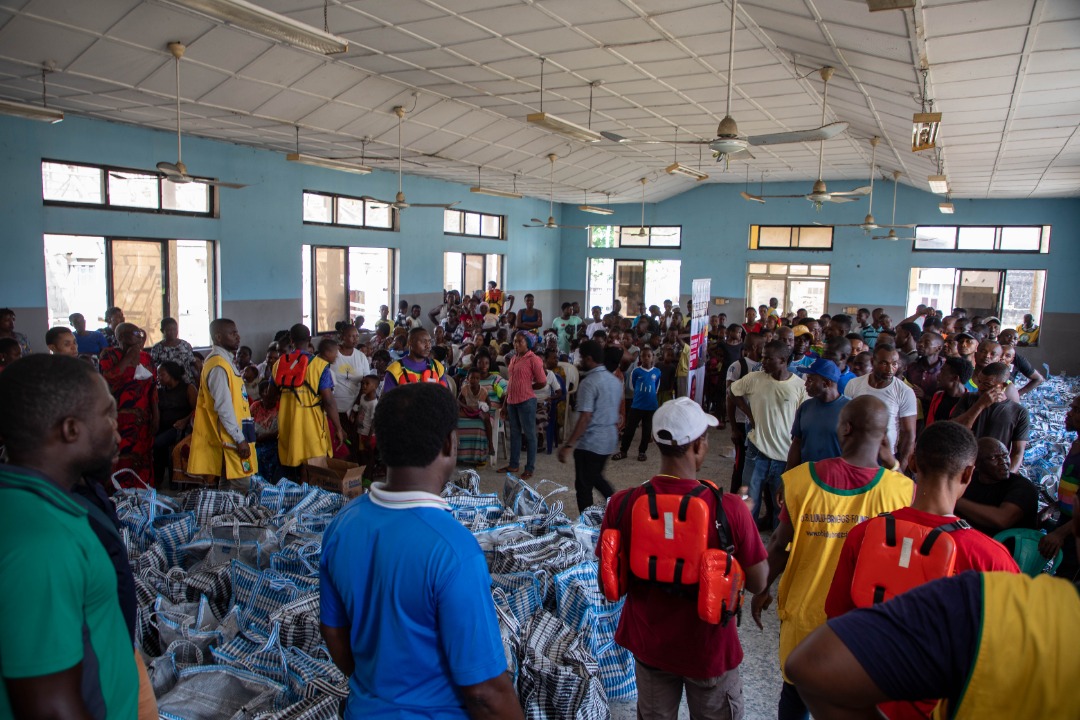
[302,191,394,230]
[914,225,1050,253]
[907,267,1046,343]
[444,252,502,298]
[41,161,212,215]
[44,235,215,346]
[747,263,830,317]
[301,245,395,335]
[748,225,833,250]
[589,225,681,248]
[587,258,681,315]
[443,209,504,239]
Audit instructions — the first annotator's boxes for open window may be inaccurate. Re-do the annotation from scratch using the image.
[907,267,1046,344]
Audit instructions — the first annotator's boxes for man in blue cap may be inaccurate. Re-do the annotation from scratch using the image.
[786,358,850,470]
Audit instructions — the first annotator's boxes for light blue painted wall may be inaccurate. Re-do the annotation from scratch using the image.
[560,180,1080,313]
[0,115,561,309]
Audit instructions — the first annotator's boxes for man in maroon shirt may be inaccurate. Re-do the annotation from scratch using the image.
[599,397,768,719]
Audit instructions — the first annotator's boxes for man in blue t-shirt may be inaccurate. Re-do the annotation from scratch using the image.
[787,358,850,470]
[319,383,522,720]
[614,345,662,462]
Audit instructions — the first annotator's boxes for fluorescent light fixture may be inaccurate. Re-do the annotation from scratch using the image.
[0,98,63,123]
[156,0,349,54]
[927,174,949,194]
[665,162,709,182]
[912,112,942,152]
[287,153,371,175]
[470,186,522,199]
[578,205,614,215]
[939,201,954,214]
[527,112,601,143]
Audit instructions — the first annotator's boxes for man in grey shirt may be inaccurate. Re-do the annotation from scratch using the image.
[558,339,623,513]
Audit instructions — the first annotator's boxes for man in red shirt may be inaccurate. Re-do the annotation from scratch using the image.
[823,420,1018,719]
[599,397,768,719]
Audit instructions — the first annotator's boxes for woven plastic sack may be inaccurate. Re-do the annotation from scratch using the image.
[518,610,609,720]
[269,593,323,655]
[271,540,322,578]
[183,562,234,620]
[504,475,568,517]
[286,487,345,517]
[490,572,546,628]
[250,694,342,720]
[285,646,348,701]
[231,563,317,634]
[492,588,522,684]
[554,562,636,702]
[156,665,285,720]
[181,521,282,570]
[181,488,251,526]
[258,479,310,515]
[153,594,222,654]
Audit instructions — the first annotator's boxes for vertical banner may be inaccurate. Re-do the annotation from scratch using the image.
[689,278,711,405]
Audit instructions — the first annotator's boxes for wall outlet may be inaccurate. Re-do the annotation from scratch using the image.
[714,297,728,305]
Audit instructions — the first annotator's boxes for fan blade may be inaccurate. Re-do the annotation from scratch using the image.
[740,191,766,203]
[748,122,849,147]
[831,185,872,197]
[823,195,859,203]
[407,202,459,209]
[360,195,393,207]
[878,223,916,229]
[600,131,629,143]
[759,194,812,199]
[157,161,184,179]
[193,178,247,189]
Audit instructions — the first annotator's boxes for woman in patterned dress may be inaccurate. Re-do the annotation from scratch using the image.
[150,317,197,383]
[100,323,158,488]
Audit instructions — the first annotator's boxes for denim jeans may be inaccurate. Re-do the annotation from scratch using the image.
[508,397,538,473]
[778,681,809,720]
[747,441,785,528]
[573,448,615,514]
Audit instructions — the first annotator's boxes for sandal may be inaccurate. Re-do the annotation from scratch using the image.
[637,453,647,462]
[496,465,520,474]
[611,452,627,461]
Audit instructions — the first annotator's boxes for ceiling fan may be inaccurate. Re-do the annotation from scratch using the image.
[523,154,588,230]
[873,171,935,241]
[818,136,914,232]
[623,178,678,238]
[154,42,246,190]
[740,67,869,207]
[616,0,848,165]
[361,105,457,211]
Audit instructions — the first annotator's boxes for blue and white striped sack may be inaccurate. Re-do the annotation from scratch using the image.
[554,561,636,702]
[249,694,342,720]
[492,588,522,684]
[240,566,318,634]
[157,665,286,720]
[271,540,322,578]
[490,572,546,628]
[286,487,345,517]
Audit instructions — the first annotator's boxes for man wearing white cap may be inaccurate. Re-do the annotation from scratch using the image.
[598,397,769,719]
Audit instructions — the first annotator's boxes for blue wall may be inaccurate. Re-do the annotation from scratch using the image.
[560,180,1080,313]
[0,114,561,310]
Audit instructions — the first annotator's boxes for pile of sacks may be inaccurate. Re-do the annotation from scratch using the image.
[115,470,632,720]
[1020,368,1080,520]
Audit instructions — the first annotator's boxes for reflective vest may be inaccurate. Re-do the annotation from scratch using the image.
[386,358,446,387]
[933,573,1080,720]
[777,461,913,674]
[850,513,968,608]
[600,480,745,626]
[188,354,258,480]
[273,353,331,467]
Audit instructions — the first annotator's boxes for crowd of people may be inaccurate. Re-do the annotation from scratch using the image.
[0,286,1074,720]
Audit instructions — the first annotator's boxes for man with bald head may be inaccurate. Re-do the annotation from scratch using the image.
[955,437,1038,536]
[952,362,1030,472]
[750,395,914,720]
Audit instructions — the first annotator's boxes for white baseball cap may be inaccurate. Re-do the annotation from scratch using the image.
[651,397,718,446]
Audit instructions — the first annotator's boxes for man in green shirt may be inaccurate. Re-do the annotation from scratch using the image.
[0,354,138,719]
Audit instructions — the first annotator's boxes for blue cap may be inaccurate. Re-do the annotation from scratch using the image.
[806,358,841,384]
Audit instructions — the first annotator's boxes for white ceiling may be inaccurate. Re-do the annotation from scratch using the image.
[0,0,1077,203]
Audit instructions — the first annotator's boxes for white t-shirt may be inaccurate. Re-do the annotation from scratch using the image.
[356,396,378,435]
[729,370,807,461]
[331,349,371,412]
[726,359,762,424]
[585,321,606,338]
[843,374,918,451]
[534,369,562,402]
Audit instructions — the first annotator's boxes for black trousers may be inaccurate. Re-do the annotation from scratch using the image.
[574,448,615,514]
[619,407,655,455]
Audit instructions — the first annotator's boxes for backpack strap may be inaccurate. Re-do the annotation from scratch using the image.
[877,511,970,555]
[697,479,735,553]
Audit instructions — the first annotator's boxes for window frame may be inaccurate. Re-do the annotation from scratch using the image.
[588,225,683,249]
[41,159,215,217]
[443,252,503,298]
[912,225,1051,253]
[907,266,1046,342]
[302,190,398,231]
[305,244,396,336]
[443,209,506,240]
[748,225,834,250]
[746,262,831,317]
[586,257,683,316]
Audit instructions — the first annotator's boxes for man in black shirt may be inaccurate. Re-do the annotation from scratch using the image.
[956,437,1038,535]
[951,362,1030,472]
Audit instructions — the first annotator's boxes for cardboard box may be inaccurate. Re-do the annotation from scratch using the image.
[302,456,366,499]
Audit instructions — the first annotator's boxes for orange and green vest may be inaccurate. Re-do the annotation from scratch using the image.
[777,461,913,676]
[386,358,446,386]
[188,354,257,480]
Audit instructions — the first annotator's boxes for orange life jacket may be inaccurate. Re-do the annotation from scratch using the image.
[850,512,969,608]
[274,351,311,390]
[600,480,745,626]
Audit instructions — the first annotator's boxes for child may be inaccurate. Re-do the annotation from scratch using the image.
[458,367,492,459]
[657,345,677,405]
[316,339,349,459]
[350,374,380,482]
[0,338,22,371]
[242,364,261,403]
[614,346,661,462]
[250,381,281,481]
[394,299,410,328]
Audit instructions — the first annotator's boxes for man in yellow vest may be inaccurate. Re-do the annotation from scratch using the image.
[750,395,914,720]
[188,318,257,483]
[787,565,1080,718]
[265,323,344,478]
[381,328,448,393]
